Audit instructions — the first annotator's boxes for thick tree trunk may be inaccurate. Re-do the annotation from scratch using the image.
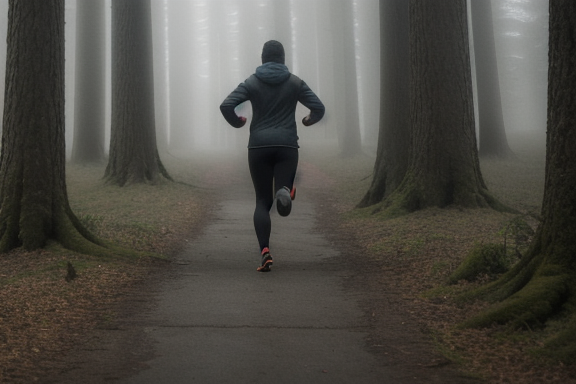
[381,0,504,214]
[0,0,102,253]
[471,0,513,158]
[463,3,576,349]
[71,0,106,164]
[358,0,410,208]
[106,0,171,186]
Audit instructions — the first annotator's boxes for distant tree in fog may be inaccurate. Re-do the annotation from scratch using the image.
[495,0,549,133]
[166,1,195,152]
[106,0,172,186]
[358,0,410,208]
[151,0,169,154]
[379,0,506,213]
[0,0,103,253]
[71,0,106,164]
[471,0,513,158]
[463,1,576,359]
[273,0,292,62]
[330,0,362,157]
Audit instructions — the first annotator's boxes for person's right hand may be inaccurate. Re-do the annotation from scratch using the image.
[239,116,247,126]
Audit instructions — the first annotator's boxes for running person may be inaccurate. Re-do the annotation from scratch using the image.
[220,40,325,272]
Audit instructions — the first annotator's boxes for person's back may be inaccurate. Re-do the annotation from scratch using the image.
[220,44,324,149]
[220,40,325,272]
[243,69,302,148]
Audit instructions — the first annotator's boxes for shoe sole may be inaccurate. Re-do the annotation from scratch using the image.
[276,188,292,217]
[257,259,273,272]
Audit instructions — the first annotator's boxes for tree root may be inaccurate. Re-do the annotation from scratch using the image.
[461,270,572,329]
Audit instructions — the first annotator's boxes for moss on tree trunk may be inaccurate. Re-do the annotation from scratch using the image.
[368,1,510,216]
[459,0,576,363]
[357,0,410,208]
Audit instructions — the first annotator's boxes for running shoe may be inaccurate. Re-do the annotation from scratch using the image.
[276,186,292,217]
[257,248,273,272]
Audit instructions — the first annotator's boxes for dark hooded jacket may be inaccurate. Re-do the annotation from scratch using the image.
[220,61,325,149]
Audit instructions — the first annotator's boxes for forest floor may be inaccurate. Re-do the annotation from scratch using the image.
[1,132,575,384]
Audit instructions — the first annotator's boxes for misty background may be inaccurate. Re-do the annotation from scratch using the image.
[0,0,549,159]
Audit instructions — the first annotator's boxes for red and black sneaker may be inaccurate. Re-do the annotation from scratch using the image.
[257,247,273,272]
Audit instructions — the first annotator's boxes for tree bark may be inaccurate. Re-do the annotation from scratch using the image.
[381,0,505,214]
[106,0,171,186]
[358,0,410,208]
[463,3,576,353]
[471,0,513,158]
[0,0,102,253]
[71,0,106,164]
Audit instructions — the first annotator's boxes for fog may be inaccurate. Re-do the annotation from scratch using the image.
[0,0,548,159]
[493,0,548,134]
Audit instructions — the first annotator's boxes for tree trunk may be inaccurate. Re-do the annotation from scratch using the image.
[0,0,102,253]
[380,0,505,214]
[0,1,8,127]
[463,4,576,359]
[358,0,410,208]
[330,0,362,157]
[166,1,194,153]
[151,0,169,154]
[273,0,293,67]
[106,0,171,186]
[71,0,106,164]
[471,0,513,158]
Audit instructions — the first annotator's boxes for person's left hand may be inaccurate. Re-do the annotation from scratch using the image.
[239,116,247,126]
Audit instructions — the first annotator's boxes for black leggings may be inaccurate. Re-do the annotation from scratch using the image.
[248,147,298,252]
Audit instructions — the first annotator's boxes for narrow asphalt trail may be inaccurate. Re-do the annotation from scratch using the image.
[112,164,393,384]
[48,158,472,384]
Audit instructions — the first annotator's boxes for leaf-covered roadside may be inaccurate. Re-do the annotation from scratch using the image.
[0,161,216,384]
[303,134,576,384]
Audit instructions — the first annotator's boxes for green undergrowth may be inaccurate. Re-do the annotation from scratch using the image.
[66,161,208,256]
[448,243,510,284]
[3,159,209,283]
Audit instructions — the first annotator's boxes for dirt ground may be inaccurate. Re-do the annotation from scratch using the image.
[1,135,576,384]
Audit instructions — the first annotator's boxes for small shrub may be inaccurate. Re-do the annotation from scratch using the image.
[448,243,508,284]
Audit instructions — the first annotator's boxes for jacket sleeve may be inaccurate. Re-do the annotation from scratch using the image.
[220,83,250,128]
[298,81,325,126]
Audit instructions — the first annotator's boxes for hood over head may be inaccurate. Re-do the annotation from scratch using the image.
[261,40,285,64]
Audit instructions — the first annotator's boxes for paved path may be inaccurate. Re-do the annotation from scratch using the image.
[114,167,393,384]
